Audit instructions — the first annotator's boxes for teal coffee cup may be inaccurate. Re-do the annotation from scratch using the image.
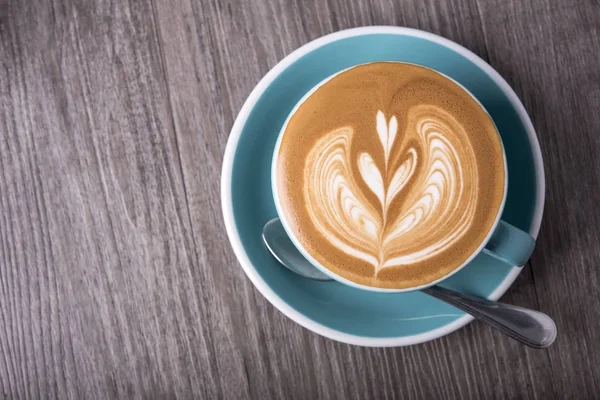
[271,62,536,293]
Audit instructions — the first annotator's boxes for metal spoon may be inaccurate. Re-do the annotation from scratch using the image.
[262,218,556,349]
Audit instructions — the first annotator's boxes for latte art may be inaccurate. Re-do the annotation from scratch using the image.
[304,107,478,272]
[276,62,505,289]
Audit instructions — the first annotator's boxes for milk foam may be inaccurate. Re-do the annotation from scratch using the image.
[303,106,478,273]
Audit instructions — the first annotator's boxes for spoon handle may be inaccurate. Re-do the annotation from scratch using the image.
[423,286,556,349]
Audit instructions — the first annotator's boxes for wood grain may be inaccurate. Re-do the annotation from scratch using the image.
[0,0,598,398]
[0,0,227,398]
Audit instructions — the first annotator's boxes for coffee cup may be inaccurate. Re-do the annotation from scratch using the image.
[271,62,535,292]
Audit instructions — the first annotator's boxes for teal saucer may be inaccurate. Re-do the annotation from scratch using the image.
[221,27,544,346]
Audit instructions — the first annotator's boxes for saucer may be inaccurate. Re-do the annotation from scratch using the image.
[221,27,545,346]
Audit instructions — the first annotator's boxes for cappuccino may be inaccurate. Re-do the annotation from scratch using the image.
[275,62,505,289]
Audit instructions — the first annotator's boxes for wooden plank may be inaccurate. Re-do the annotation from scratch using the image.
[0,0,230,398]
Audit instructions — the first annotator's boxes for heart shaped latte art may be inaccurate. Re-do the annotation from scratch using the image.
[303,105,479,272]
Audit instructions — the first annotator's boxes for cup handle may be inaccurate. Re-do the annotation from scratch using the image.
[483,220,535,266]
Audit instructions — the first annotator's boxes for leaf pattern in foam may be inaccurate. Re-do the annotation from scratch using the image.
[376,110,398,164]
[302,108,478,273]
[303,127,381,268]
[357,152,384,206]
[385,149,417,209]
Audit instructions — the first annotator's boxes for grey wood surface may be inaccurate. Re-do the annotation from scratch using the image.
[0,0,598,398]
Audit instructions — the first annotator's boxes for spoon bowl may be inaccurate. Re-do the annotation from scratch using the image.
[262,219,333,281]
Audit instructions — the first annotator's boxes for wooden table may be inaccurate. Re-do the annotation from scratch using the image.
[1,0,599,398]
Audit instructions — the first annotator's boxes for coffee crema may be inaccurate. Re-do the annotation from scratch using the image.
[276,62,505,289]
